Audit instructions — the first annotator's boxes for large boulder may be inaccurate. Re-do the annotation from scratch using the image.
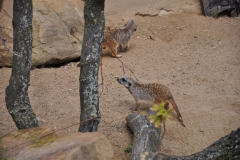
[0,0,84,67]
[0,0,202,67]
[0,126,114,160]
[104,0,202,23]
[201,0,240,17]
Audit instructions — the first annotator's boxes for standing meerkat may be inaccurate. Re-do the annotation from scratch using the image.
[117,76,185,126]
[102,20,137,58]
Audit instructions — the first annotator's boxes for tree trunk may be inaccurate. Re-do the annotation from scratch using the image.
[5,0,39,129]
[0,0,3,13]
[78,0,105,132]
[162,128,240,160]
[126,113,161,160]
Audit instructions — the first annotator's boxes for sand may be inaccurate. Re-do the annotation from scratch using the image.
[1,3,240,159]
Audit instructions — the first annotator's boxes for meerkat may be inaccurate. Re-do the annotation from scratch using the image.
[102,20,137,58]
[117,76,185,126]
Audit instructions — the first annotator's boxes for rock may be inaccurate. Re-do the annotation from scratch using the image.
[105,0,202,22]
[0,126,113,160]
[201,0,240,17]
[1,0,202,67]
[0,0,84,67]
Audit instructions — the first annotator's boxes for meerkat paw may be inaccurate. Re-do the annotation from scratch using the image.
[131,110,137,113]
[121,48,127,52]
[115,55,122,58]
[130,107,137,111]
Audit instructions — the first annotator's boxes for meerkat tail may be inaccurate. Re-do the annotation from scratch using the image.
[169,96,183,121]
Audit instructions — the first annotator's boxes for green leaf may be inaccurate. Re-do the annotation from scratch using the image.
[150,104,160,111]
[124,145,133,152]
[149,103,173,128]
[149,115,157,123]
[155,118,161,128]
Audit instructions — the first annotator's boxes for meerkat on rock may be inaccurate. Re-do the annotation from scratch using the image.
[117,76,185,127]
[102,20,137,58]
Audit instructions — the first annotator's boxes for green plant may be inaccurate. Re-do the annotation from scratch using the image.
[124,145,133,152]
[149,103,173,128]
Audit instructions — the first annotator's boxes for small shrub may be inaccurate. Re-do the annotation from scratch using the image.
[149,103,173,128]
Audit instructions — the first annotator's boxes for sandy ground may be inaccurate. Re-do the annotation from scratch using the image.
[1,12,240,159]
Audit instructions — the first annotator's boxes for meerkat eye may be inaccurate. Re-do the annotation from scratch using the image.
[128,82,132,86]
[122,78,126,82]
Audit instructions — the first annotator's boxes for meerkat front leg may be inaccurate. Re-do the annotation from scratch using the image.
[112,43,122,58]
[164,102,169,110]
[136,103,140,113]
[116,55,122,58]
[126,42,129,51]
[120,43,128,52]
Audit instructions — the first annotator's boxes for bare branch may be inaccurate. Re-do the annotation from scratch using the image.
[104,41,140,82]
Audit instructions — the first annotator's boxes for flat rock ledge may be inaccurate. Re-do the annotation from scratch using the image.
[0,126,113,160]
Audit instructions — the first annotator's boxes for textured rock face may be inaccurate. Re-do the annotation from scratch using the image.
[0,126,114,160]
[0,0,202,67]
[0,0,84,67]
[104,0,202,23]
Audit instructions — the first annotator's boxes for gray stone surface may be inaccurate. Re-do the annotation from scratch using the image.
[0,0,84,67]
[0,126,114,160]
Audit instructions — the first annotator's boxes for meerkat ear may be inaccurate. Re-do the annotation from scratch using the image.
[128,82,132,87]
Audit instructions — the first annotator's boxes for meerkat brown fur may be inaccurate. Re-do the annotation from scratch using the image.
[102,20,137,58]
[117,76,185,126]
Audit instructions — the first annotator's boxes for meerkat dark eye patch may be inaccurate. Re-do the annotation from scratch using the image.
[128,82,132,86]
[122,78,126,82]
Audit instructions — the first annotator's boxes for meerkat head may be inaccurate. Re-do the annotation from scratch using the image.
[117,76,135,88]
[124,20,137,31]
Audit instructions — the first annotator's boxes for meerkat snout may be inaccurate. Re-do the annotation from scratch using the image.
[117,77,132,88]
[116,77,121,83]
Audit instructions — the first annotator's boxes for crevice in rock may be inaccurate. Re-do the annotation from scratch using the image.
[158,8,175,15]
[34,57,80,69]
[70,27,82,42]
[135,8,175,17]
[135,12,159,17]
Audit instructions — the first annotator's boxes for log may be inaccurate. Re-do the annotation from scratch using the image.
[126,113,161,160]
[126,112,240,160]
[161,128,240,160]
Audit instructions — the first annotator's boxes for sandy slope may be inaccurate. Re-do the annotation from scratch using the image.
[1,3,240,160]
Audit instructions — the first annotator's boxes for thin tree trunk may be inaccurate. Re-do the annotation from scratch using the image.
[5,0,39,129]
[78,0,105,132]
[0,0,3,12]
[126,113,161,160]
